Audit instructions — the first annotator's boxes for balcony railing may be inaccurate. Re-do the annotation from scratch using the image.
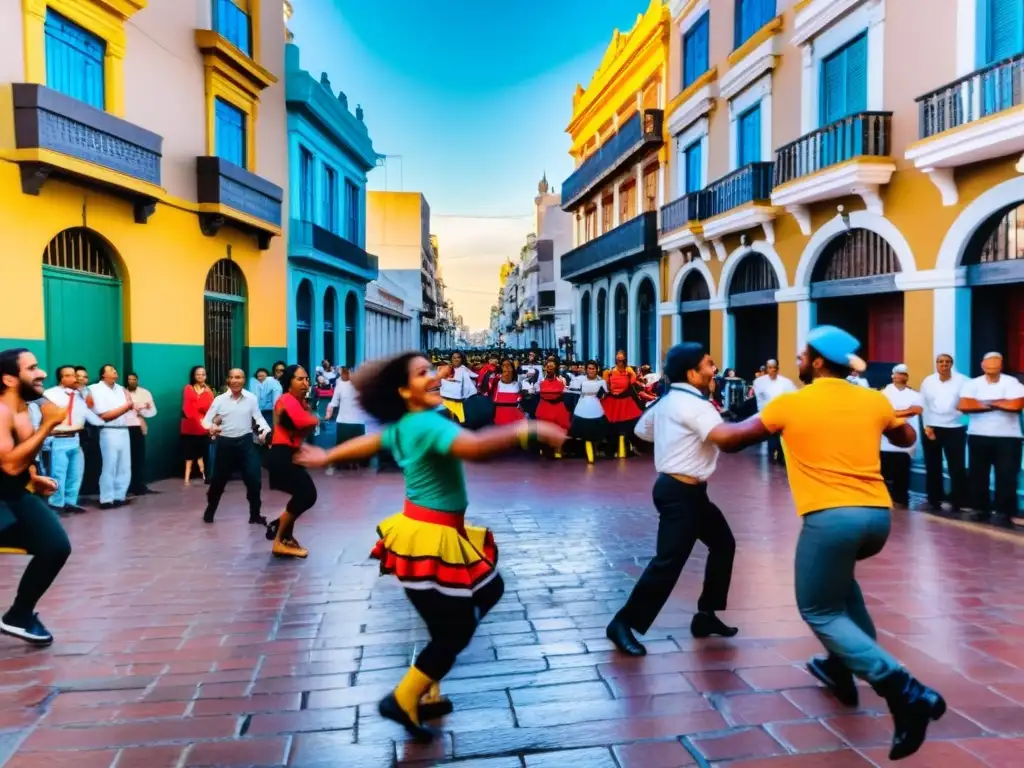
[660,191,708,233]
[917,54,1024,139]
[561,109,664,209]
[196,156,283,249]
[290,219,379,277]
[774,112,893,187]
[560,211,659,282]
[705,162,774,218]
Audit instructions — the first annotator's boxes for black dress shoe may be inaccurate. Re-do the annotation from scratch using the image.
[99,502,115,510]
[807,655,859,707]
[249,514,268,526]
[66,505,87,515]
[203,509,215,524]
[377,693,437,742]
[606,617,646,656]
[691,611,739,638]
[872,669,946,761]
[419,697,454,721]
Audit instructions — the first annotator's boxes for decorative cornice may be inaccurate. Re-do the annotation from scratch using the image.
[286,71,377,171]
[195,29,277,98]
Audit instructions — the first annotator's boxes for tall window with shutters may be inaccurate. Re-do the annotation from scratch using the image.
[299,147,314,222]
[619,181,637,223]
[683,13,710,90]
[980,0,1024,66]
[44,10,106,110]
[345,180,360,242]
[213,0,252,57]
[643,163,659,213]
[734,0,776,49]
[684,140,703,194]
[820,34,868,126]
[737,105,762,166]
[215,99,247,168]
[323,167,338,232]
[601,196,614,233]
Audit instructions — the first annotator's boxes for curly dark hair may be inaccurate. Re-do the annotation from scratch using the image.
[352,352,422,424]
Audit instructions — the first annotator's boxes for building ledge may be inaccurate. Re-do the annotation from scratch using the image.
[701,204,779,260]
[792,0,867,46]
[772,157,896,231]
[195,29,277,97]
[721,21,782,102]
[561,211,660,282]
[195,156,283,249]
[290,220,379,281]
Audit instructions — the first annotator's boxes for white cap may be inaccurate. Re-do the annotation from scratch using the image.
[892,364,908,374]
[983,351,1003,361]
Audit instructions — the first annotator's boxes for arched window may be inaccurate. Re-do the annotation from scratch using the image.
[614,283,628,356]
[728,253,779,296]
[596,288,608,364]
[580,291,591,360]
[323,288,337,365]
[637,279,656,367]
[204,259,247,387]
[296,279,313,373]
[344,291,359,368]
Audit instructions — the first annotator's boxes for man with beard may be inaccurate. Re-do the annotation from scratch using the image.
[703,326,945,761]
[0,349,72,646]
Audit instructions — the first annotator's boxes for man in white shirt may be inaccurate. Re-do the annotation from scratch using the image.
[920,353,968,511]
[606,342,743,657]
[88,365,142,509]
[43,365,105,514]
[201,368,271,525]
[325,369,366,475]
[880,364,923,507]
[957,352,1024,527]
[124,372,157,497]
[752,359,796,464]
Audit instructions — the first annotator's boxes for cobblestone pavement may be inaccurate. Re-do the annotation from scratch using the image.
[0,452,1023,767]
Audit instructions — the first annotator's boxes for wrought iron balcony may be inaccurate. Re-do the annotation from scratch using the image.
[917,54,1024,139]
[290,219,379,279]
[704,162,774,218]
[11,83,163,223]
[660,191,708,234]
[560,211,660,283]
[774,112,893,187]
[561,109,664,210]
[196,156,283,249]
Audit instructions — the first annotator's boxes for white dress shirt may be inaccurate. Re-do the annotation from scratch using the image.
[202,389,271,438]
[881,384,923,455]
[88,382,132,427]
[634,383,723,481]
[440,366,477,400]
[961,374,1024,438]
[920,372,967,428]
[328,380,365,425]
[43,386,104,433]
[752,374,797,410]
[123,386,156,427]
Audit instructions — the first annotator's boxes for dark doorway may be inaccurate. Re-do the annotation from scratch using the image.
[580,291,591,360]
[637,278,657,367]
[614,283,628,357]
[596,288,607,364]
[679,269,711,351]
[728,253,779,380]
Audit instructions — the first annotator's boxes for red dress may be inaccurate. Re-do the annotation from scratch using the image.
[491,380,525,426]
[535,377,571,430]
[601,368,644,431]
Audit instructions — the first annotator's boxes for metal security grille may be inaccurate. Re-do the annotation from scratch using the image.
[975,203,1024,264]
[729,253,779,295]
[680,271,711,302]
[813,228,901,281]
[43,228,118,278]
[204,259,247,388]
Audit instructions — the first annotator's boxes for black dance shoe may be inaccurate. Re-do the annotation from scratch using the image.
[419,697,455,720]
[606,617,646,656]
[203,508,215,524]
[378,693,437,742]
[807,655,859,707]
[872,669,946,761]
[691,611,739,638]
[265,518,280,541]
[249,514,268,526]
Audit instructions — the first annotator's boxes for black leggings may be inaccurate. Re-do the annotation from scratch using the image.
[406,573,505,680]
[0,493,72,619]
[268,445,317,517]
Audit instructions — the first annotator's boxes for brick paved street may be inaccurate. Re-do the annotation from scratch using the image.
[0,452,1023,767]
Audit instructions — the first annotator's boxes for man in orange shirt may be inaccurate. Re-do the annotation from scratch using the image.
[704,326,945,762]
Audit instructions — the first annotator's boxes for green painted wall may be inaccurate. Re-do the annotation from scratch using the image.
[0,339,48,370]
[248,346,289,376]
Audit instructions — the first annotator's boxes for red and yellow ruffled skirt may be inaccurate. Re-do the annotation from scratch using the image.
[370,500,499,598]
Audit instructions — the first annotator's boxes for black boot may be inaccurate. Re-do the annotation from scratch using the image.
[872,669,946,761]
[690,611,739,638]
[606,616,646,656]
[807,655,858,707]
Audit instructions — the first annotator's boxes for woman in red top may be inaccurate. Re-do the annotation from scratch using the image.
[602,350,644,458]
[180,366,214,484]
[490,359,525,427]
[535,361,571,459]
[266,365,320,558]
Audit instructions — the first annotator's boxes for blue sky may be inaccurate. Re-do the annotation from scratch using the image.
[290,0,650,328]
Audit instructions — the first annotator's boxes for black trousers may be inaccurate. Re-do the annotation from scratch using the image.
[0,493,72,619]
[406,574,505,680]
[617,474,736,634]
[80,425,102,497]
[206,436,262,517]
[968,435,1022,517]
[879,451,911,506]
[767,432,784,464]
[128,426,148,494]
[921,426,967,508]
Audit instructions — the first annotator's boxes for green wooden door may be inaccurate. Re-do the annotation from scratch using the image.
[43,265,123,375]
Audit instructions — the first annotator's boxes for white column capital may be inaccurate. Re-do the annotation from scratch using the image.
[657,301,676,316]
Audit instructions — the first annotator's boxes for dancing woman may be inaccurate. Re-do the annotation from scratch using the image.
[490,359,525,426]
[535,360,571,459]
[439,352,477,424]
[602,350,644,458]
[295,353,565,742]
[569,360,609,464]
[265,365,319,558]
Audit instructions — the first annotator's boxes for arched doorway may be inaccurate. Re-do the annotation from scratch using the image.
[296,279,313,373]
[596,288,608,364]
[323,288,337,366]
[43,228,124,374]
[963,201,1024,372]
[637,278,656,367]
[679,270,711,350]
[614,283,628,358]
[811,228,904,384]
[344,291,359,368]
[580,291,591,361]
[728,252,779,380]
[204,259,247,387]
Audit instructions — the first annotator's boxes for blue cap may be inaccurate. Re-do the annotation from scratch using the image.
[806,325,867,373]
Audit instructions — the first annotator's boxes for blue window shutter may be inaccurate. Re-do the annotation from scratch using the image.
[988,0,1024,63]
[44,10,106,110]
[739,105,761,165]
[844,34,868,115]
[685,141,702,193]
[697,14,710,75]
[820,45,847,125]
[683,30,695,88]
[214,98,246,167]
[734,0,744,48]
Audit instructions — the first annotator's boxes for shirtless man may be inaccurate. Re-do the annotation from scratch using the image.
[0,349,72,646]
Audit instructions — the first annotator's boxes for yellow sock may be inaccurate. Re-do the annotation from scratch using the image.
[421,682,441,704]
[394,666,433,725]
[618,435,626,458]
[585,442,594,463]
[554,451,562,459]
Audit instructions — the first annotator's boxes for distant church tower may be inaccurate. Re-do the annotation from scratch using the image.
[535,172,556,235]
[284,0,294,41]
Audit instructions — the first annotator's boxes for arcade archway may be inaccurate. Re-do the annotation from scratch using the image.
[727,252,779,379]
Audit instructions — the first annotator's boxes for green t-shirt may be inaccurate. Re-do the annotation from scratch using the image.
[382,409,468,512]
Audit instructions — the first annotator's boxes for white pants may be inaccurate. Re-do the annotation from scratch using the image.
[99,428,131,504]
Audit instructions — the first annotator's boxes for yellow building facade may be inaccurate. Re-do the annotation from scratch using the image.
[0,0,289,478]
